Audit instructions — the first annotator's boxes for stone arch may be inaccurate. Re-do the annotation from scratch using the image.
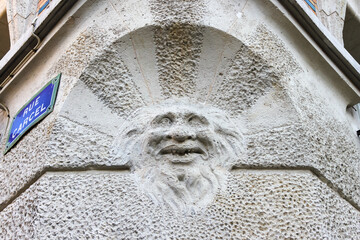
[76,24,289,118]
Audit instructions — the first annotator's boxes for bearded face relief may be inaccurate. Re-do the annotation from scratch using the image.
[148,111,213,165]
[113,99,245,212]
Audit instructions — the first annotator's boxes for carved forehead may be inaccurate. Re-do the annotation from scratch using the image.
[149,108,209,122]
[119,100,238,137]
[132,100,226,121]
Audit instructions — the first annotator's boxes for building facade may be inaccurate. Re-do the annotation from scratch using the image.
[0,0,360,239]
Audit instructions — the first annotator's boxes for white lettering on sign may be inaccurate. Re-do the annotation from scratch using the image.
[13,96,46,139]
[28,102,34,112]
[35,106,40,117]
[22,96,41,118]
[35,96,40,106]
[41,103,46,112]
[29,112,34,121]
[23,117,28,126]
[12,129,17,139]
[23,108,28,117]
[5,77,61,155]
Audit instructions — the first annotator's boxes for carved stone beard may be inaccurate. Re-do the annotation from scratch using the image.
[112,100,245,212]
[134,160,226,213]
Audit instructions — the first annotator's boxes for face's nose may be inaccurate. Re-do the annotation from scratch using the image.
[166,127,195,142]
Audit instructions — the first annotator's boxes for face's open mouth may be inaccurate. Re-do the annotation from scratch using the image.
[159,146,205,156]
[156,145,207,163]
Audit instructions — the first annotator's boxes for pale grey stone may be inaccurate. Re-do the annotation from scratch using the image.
[79,39,146,117]
[1,170,359,239]
[112,99,245,211]
[0,1,360,239]
[150,0,205,97]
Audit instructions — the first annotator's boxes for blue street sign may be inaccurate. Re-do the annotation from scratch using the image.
[4,74,61,154]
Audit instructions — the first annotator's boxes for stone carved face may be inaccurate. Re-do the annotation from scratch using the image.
[148,110,213,165]
[113,99,245,212]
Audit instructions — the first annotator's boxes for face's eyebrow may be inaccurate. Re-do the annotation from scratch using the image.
[185,112,209,124]
[184,112,204,118]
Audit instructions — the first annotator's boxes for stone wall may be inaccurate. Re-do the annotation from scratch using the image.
[0,0,359,239]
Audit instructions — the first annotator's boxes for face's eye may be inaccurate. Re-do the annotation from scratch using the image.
[159,117,172,125]
[151,116,173,127]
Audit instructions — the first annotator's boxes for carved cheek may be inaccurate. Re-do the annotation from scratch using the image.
[147,129,168,148]
[196,130,215,146]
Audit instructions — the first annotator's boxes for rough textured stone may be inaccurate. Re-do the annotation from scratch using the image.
[244,24,303,79]
[209,43,280,115]
[244,89,300,132]
[79,40,146,117]
[2,22,360,213]
[286,73,360,208]
[1,170,359,239]
[0,115,53,210]
[150,0,205,97]
[244,123,309,167]
[1,1,360,238]
[3,21,360,216]
[46,116,115,168]
[48,25,114,79]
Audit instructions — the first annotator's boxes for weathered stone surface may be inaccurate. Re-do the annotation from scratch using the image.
[286,72,360,207]
[112,99,245,211]
[244,25,303,79]
[47,25,114,79]
[245,123,309,166]
[1,170,359,239]
[1,0,360,238]
[3,22,360,210]
[59,80,126,136]
[79,40,146,117]
[0,115,52,209]
[150,0,205,97]
[2,21,360,218]
[208,43,280,115]
[46,116,115,168]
